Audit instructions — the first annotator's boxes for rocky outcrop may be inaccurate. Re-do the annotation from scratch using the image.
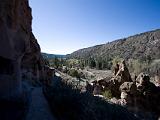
[113,73,160,118]
[0,0,48,101]
[85,60,160,118]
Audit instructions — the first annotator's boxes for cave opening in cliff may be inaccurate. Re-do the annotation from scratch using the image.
[0,56,14,75]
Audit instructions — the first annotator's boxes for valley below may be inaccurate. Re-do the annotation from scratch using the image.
[0,0,160,120]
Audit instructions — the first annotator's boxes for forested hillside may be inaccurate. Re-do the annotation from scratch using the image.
[68,29,160,61]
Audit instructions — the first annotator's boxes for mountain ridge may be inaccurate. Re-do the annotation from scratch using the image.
[67,29,160,60]
[42,52,66,59]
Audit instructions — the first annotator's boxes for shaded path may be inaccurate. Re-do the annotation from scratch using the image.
[25,87,56,120]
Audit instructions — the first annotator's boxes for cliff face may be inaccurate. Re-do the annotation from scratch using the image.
[68,29,160,60]
[0,0,46,99]
[0,0,31,59]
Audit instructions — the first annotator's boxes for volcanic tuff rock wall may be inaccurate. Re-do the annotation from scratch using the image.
[0,0,46,99]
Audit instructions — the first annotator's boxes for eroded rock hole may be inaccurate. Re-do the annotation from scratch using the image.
[0,56,14,74]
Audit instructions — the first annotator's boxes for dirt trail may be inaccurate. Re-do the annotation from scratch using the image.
[25,87,56,120]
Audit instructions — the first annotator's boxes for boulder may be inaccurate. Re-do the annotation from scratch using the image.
[155,75,160,87]
[119,82,137,106]
[104,60,133,98]
[115,60,132,83]
[120,82,137,95]
[106,77,122,98]
[93,82,103,95]
[85,81,93,94]
[135,73,160,115]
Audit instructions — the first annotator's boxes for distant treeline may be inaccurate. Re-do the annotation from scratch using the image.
[48,54,160,77]
[42,52,66,59]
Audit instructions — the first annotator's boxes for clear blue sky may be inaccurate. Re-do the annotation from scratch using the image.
[29,0,160,54]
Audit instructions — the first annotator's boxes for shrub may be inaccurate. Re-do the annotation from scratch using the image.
[128,59,149,75]
[112,56,123,66]
[111,57,123,72]
[68,69,80,78]
[66,59,80,68]
[102,89,113,99]
[149,59,160,76]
